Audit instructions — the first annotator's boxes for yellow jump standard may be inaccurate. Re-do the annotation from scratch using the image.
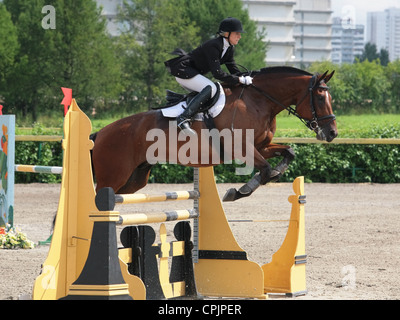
[32,100,307,300]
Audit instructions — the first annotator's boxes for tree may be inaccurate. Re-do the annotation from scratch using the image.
[118,0,200,111]
[357,42,390,66]
[0,3,19,96]
[118,0,268,111]
[47,0,122,114]
[379,48,389,66]
[359,42,379,62]
[309,59,394,114]
[386,60,400,112]
[3,0,53,120]
[3,0,122,120]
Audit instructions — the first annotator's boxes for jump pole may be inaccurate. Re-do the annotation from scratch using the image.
[15,165,63,175]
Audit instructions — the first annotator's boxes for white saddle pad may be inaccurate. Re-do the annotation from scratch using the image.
[161,83,226,121]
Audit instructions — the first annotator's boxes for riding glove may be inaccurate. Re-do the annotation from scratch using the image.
[239,76,253,86]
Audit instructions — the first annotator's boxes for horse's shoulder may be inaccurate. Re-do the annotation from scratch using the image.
[223,86,233,96]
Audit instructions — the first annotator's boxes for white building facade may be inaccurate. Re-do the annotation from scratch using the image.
[243,0,332,67]
[331,17,364,64]
[293,0,332,68]
[242,0,296,65]
[367,8,400,62]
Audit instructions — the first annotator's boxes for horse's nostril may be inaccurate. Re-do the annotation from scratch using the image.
[330,130,337,138]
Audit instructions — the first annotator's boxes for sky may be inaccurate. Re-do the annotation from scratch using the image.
[331,0,400,25]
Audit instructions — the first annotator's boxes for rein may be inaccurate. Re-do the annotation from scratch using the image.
[249,74,336,133]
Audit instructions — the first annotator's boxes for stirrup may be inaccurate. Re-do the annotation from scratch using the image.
[177,119,196,136]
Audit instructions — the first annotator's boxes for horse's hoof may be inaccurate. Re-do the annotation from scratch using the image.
[223,188,238,202]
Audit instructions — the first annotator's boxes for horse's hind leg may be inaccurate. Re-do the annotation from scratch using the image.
[117,162,153,194]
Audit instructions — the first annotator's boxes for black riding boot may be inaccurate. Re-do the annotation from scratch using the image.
[176,85,212,135]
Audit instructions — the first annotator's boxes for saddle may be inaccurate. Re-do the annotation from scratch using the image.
[153,83,221,113]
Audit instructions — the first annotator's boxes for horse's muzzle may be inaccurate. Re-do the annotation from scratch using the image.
[316,125,338,142]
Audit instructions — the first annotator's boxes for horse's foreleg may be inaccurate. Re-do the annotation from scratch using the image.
[223,150,272,202]
[222,144,295,202]
[259,144,295,182]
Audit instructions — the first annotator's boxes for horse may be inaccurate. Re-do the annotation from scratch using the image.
[91,66,337,202]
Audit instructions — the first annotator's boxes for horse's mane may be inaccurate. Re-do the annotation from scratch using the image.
[252,66,312,77]
[222,66,312,89]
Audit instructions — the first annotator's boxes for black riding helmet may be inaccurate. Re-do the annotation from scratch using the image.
[218,17,246,34]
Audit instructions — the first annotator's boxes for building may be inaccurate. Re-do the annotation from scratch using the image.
[293,0,332,68]
[331,17,364,64]
[96,0,124,37]
[366,11,386,53]
[385,8,400,61]
[367,8,400,62]
[242,0,296,65]
[243,0,332,67]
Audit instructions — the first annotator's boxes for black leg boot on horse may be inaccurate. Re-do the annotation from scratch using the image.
[176,85,212,136]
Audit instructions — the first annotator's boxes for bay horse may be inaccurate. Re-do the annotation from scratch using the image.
[91,66,337,202]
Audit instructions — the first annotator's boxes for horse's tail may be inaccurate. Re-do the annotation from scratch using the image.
[89,132,97,181]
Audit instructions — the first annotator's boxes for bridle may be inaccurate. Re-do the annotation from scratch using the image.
[249,74,336,133]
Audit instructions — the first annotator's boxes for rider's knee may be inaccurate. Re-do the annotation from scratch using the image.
[210,83,218,98]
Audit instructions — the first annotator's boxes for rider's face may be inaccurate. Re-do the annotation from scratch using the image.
[228,32,242,45]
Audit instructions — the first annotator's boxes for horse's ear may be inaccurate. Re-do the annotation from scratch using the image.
[324,70,335,83]
[316,71,328,84]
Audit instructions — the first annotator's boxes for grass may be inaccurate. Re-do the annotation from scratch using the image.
[275,113,400,138]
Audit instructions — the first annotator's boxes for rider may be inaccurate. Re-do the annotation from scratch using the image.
[165,17,253,135]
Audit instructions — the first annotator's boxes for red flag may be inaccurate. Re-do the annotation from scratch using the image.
[0,104,3,115]
[61,88,72,116]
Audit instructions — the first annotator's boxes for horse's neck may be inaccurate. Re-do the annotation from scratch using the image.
[259,75,310,110]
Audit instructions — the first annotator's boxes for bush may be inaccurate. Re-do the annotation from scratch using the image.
[14,124,63,183]
[149,125,400,184]
[279,143,399,183]
[14,124,399,184]
[308,60,400,114]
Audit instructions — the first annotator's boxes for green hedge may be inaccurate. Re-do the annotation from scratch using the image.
[147,143,400,184]
[278,143,399,183]
[14,126,400,184]
[15,140,62,183]
[14,141,399,184]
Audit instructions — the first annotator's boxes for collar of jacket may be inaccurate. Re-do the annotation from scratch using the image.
[221,37,231,58]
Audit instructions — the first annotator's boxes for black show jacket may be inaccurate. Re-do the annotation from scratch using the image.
[165,37,242,86]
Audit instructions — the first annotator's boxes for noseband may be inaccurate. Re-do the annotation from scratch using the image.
[250,74,336,133]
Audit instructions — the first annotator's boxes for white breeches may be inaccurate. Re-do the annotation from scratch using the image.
[175,74,218,97]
